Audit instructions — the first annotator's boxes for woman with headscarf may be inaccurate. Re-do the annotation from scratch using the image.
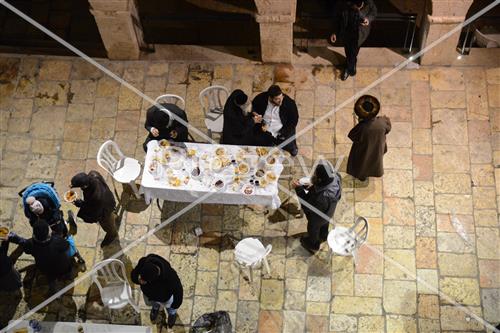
[347,95,391,181]
[221,89,260,145]
[131,254,183,328]
[70,170,118,247]
[143,103,189,151]
[292,160,342,253]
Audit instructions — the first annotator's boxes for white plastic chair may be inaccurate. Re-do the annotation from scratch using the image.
[234,237,272,282]
[199,86,229,139]
[155,94,186,110]
[97,140,142,198]
[327,216,368,266]
[91,259,139,312]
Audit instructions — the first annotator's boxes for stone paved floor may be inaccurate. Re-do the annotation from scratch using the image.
[0,55,499,332]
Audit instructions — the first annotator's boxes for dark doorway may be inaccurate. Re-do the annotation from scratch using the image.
[294,0,423,53]
[0,0,105,57]
[138,0,259,47]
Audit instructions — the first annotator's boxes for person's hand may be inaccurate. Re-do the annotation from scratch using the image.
[170,130,178,139]
[261,124,268,132]
[253,114,263,124]
[291,179,301,189]
[361,18,369,26]
[150,127,159,137]
[330,33,337,43]
[74,199,84,207]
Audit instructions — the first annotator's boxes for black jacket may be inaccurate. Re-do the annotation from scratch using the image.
[145,103,189,142]
[0,241,21,291]
[332,0,377,46]
[17,235,71,279]
[77,171,116,223]
[27,197,67,237]
[295,172,342,226]
[251,92,299,140]
[131,254,183,308]
[221,91,254,145]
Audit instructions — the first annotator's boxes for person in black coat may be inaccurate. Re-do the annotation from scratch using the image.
[330,0,377,80]
[70,171,118,247]
[131,254,183,328]
[143,103,189,151]
[292,160,342,253]
[0,240,21,291]
[221,89,260,145]
[9,221,73,293]
[251,85,299,156]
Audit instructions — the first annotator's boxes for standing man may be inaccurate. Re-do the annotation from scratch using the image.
[292,160,342,253]
[221,89,261,145]
[143,103,189,151]
[131,254,183,328]
[70,171,118,247]
[330,0,377,81]
[347,95,391,181]
[251,85,299,156]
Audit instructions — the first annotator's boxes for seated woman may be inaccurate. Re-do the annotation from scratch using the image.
[143,103,189,151]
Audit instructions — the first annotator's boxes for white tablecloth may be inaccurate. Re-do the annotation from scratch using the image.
[140,141,284,209]
[7,320,152,333]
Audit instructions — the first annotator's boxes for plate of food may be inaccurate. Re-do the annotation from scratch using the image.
[187,148,197,157]
[243,184,254,195]
[299,177,312,186]
[214,179,225,190]
[211,158,223,171]
[64,190,78,203]
[256,147,269,157]
[191,166,201,178]
[159,139,170,148]
[265,171,277,182]
[0,226,10,240]
[266,155,277,166]
[236,162,250,175]
[215,147,226,156]
[255,169,265,178]
[169,177,182,187]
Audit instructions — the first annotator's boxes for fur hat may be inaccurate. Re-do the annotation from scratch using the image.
[139,262,160,282]
[71,172,90,188]
[33,220,50,242]
[354,95,380,119]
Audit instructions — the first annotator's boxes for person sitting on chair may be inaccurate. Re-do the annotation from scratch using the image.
[221,89,261,145]
[131,254,183,328]
[70,171,118,247]
[9,221,74,294]
[292,160,342,253]
[251,85,299,156]
[143,103,189,151]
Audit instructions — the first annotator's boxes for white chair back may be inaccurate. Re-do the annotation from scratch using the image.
[349,216,368,248]
[155,94,186,110]
[97,140,124,177]
[91,259,139,311]
[234,237,272,282]
[199,86,229,115]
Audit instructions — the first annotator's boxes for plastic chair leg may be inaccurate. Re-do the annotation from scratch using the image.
[248,266,253,283]
[262,258,271,276]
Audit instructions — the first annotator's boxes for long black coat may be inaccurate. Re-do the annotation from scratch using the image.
[131,254,183,308]
[22,235,72,279]
[251,92,299,141]
[145,103,189,142]
[221,91,254,145]
[347,116,391,180]
[0,241,21,291]
[332,0,377,46]
[77,170,116,223]
[295,172,342,227]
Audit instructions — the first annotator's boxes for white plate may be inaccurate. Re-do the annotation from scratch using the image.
[299,177,311,186]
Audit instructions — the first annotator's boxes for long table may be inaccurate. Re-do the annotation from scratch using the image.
[140,141,284,209]
[7,320,152,333]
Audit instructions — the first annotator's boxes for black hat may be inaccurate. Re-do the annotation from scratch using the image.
[350,0,364,6]
[267,85,283,98]
[314,160,335,186]
[33,221,50,242]
[233,90,248,105]
[354,95,380,119]
[71,172,90,188]
[139,262,160,282]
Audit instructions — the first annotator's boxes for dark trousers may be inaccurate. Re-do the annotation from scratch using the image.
[276,130,298,156]
[305,219,330,250]
[344,39,360,75]
[99,212,118,237]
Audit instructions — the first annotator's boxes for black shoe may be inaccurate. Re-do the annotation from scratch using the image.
[300,237,318,254]
[289,147,298,157]
[340,70,350,81]
[150,302,161,322]
[350,68,357,76]
[100,233,117,247]
[67,210,78,236]
[167,312,177,328]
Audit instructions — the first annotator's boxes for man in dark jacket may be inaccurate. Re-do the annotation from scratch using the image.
[143,103,189,151]
[0,240,21,291]
[9,221,73,293]
[131,254,183,328]
[70,171,118,247]
[330,0,377,80]
[221,89,260,145]
[347,95,391,181]
[292,160,342,253]
[251,85,299,156]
